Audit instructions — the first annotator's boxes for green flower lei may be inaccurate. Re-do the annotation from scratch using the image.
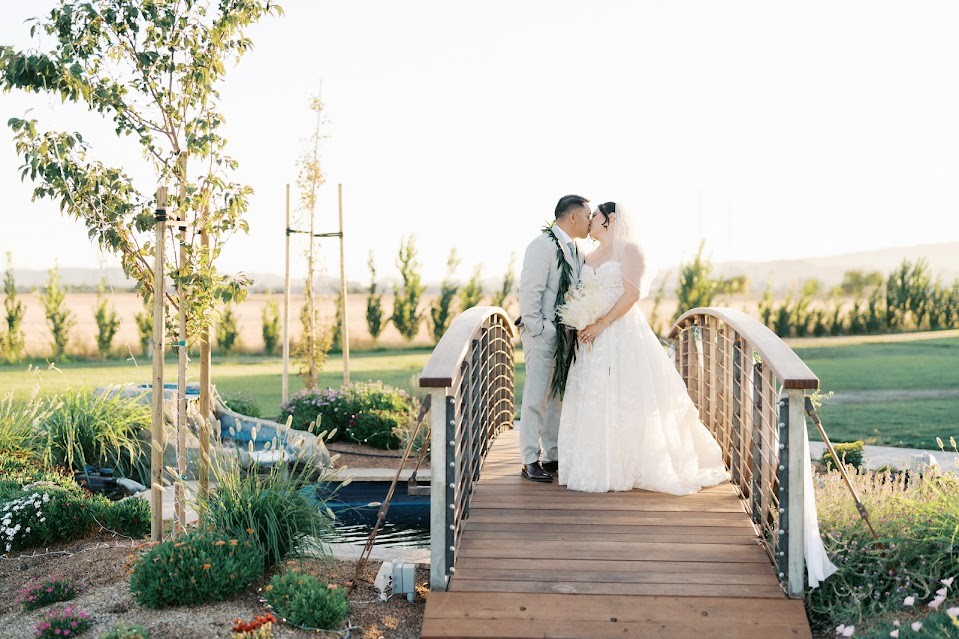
[541,223,577,398]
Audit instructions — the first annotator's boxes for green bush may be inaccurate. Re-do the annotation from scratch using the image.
[17,576,79,611]
[279,381,414,449]
[1,488,95,552]
[822,440,865,471]
[99,622,149,639]
[36,389,151,486]
[264,571,350,630]
[129,528,263,608]
[96,497,150,539]
[0,450,76,503]
[198,456,334,569]
[224,391,262,418]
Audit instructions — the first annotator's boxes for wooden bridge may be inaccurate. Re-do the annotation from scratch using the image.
[417,307,819,638]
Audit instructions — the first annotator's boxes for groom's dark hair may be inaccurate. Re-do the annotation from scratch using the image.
[554,194,589,220]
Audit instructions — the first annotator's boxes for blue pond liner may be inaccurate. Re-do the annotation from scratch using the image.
[317,481,429,548]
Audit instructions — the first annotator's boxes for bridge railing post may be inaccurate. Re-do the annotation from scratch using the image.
[429,388,452,589]
[785,388,807,598]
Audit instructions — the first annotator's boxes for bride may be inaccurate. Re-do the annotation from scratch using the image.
[557,202,730,495]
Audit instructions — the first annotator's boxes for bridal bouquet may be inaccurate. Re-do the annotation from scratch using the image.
[557,278,608,331]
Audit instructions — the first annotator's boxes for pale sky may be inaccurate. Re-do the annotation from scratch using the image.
[1,1,958,286]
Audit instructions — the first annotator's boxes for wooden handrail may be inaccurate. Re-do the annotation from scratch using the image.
[420,306,516,388]
[670,307,819,390]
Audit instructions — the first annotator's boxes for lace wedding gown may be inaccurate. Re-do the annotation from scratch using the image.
[558,261,730,495]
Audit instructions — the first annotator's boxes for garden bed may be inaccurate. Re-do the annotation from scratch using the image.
[0,530,426,639]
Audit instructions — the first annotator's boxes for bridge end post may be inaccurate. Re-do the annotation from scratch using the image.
[786,388,807,598]
[429,388,451,590]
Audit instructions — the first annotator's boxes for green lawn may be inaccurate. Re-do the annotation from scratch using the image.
[792,335,959,448]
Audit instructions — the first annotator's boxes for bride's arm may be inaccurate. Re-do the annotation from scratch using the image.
[578,243,644,343]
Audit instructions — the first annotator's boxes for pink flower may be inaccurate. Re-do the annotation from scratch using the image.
[942,577,954,588]
[937,587,948,597]
[911,622,922,632]
[64,631,71,636]
[902,595,915,606]
[842,626,855,637]
[929,595,945,610]
[889,631,898,638]
[836,625,847,635]
[947,607,959,619]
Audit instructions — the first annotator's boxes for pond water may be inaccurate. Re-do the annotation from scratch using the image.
[317,481,429,548]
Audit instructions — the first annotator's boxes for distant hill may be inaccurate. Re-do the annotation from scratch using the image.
[9,240,959,297]
[652,241,959,296]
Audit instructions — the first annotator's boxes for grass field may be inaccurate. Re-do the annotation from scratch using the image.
[792,334,959,449]
[2,331,955,451]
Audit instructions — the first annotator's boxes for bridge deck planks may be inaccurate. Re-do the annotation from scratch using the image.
[421,429,812,639]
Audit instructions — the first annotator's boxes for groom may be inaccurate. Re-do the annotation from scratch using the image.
[517,195,591,482]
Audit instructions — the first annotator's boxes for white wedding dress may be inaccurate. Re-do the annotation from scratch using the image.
[558,261,730,495]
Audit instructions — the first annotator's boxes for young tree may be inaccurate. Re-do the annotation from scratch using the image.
[331,288,344,352]
[673,241,719,321]
[1,0,281,346]
[134,296,153,357]
[93,277,120,358]
[490,253,516,314]
[647,273,669,337]
[1,253,26,363]
[365,252,386,343]
[41,265,75,359]
[293,94,333,384]
[757,283,775,328]
[430,249,461,343]
[261,296,280,355]
[459,264,485,311]
[216,304,239,355]
[391,236,425,342]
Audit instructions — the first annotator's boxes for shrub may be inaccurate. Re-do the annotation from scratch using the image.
[100,623,149,639]
[279,381,414,449]
[2,488,95,552]
[96,497,150,539]
[41,265,76,360]
[36,389,151,486]
[129,528,263,608]
[224,392,262,418]
[0,449,76,503]
[33,606,91,639]
[231,612,276,639]
[18,577,79,611]
[264,571,349,630]
[198,456,333,569]
[822,440,865,471]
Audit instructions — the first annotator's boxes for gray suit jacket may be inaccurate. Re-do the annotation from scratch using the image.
[519,232,582,338]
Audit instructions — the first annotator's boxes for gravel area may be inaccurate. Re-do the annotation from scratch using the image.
[0,530,427,639]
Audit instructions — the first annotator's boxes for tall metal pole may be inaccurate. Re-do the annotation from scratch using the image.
[151,186,168,542]
[282,184,291,403]
[338,183,350,383]
[175,152,189,535]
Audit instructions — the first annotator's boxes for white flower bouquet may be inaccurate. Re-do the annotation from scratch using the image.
[557,278,608,331]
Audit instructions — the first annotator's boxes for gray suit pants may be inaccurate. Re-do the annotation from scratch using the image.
[519,325,561,465]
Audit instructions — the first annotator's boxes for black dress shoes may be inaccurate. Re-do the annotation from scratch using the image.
[522,462,552,483]
[541,460,558,474]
